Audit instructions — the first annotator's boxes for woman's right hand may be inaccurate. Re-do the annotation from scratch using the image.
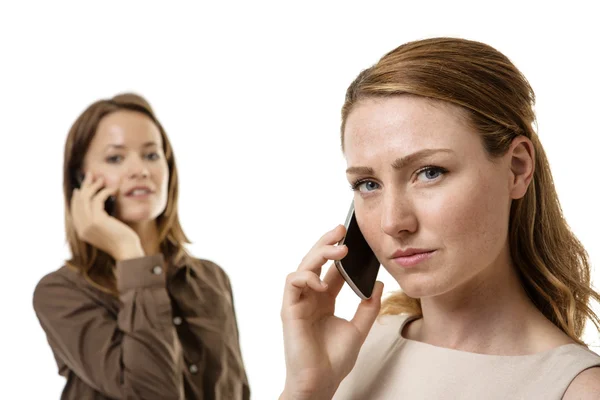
[71,173,144,261]
[280,225,384,400]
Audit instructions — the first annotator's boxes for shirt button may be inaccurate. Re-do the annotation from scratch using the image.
[152,266,163,275]
[189,364,198,374]
[173,316,182,326]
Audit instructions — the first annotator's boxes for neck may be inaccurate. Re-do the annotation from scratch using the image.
[128,220,161,256]
[412,242,557,354]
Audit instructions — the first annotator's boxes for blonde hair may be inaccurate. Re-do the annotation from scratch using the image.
[341,37,599,345]
[63,93,190,295]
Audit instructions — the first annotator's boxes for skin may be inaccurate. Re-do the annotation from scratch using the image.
[70,110,170,260]
[343,96,573,355]
[280,95,586,400]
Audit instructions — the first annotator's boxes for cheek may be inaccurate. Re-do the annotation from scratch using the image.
[92,170,122,188]
[85,162,121,188]
[439,173,509,260]
[104,174,122,188]
[153,162,170,190]
[355,203,383,253]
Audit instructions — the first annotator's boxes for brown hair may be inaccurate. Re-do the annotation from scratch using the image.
[341,37,600,346]
[63,93,190,295]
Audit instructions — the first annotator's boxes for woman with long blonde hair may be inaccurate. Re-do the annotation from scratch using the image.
[33,93,249,399]
[280,38,600,399]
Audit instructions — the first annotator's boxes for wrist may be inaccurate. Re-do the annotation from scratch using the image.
[113,239,145,261]
[281,384,335,400]
[280,392,333,400]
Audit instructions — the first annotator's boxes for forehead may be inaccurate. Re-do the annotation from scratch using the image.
[343,96,478,163]
[90,110,163,149]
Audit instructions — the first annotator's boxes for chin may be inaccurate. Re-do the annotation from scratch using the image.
[117,206,163,223]
[390,269,449,299]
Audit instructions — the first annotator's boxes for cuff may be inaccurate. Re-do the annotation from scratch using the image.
[115,254,166,292]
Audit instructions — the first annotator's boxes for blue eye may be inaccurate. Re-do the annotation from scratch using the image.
[416,166,447,182]
[352,180,380,193]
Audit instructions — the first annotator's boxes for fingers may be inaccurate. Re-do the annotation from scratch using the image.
[350,281,384,339]
[298,244,347,274]
[311,225,346,252]
[70,175,93,215]
[80,175,106,199]
[283,270,329,308]
[282,226,349,313]
[297,225,347,276]
[71,173,118,219]
[322,262,346,297]
[91,186,118,215]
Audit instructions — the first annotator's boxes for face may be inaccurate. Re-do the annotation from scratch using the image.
[343,96,517,299]
[82,110,170,223]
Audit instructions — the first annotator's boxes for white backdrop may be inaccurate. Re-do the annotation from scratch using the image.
[1,1,599,398]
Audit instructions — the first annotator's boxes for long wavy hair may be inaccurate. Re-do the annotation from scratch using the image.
[63,93,190,295]
[341,37,600,346]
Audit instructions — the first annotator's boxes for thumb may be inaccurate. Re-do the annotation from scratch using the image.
[350,281,384,340]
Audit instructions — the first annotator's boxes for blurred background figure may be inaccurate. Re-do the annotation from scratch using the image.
[33,93,250,399]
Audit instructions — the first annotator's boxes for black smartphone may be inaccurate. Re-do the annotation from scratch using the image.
[71,171,116,216]
[334,201,381,299]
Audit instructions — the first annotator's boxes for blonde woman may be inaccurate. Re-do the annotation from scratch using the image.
[280,38,600,399]
[33,93,249,399]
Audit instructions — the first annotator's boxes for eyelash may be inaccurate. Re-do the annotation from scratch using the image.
[415,165,448,181]
[350,165,448,192]
[105,152,160,163]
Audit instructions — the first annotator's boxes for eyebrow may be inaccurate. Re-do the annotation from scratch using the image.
[346,148,455,175]
[104,141,158,150]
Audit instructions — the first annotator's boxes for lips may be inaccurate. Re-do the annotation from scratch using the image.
[125,186,154,196]
[391,249,436,268]
[391,248,434,258]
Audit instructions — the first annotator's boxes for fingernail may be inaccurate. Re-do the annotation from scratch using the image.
[321,282,328,289]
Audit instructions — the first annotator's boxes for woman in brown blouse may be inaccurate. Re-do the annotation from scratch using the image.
[33,93,250,399]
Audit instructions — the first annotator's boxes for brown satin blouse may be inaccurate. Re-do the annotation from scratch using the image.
[33,253,250,400]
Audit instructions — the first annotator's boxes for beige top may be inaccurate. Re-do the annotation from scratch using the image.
[334,314,600,400]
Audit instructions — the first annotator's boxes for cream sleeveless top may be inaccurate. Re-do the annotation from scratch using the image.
[333,314,600,399]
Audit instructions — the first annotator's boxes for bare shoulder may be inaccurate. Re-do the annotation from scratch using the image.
[563,367,600,399]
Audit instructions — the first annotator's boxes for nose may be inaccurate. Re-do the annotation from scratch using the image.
[126,155,150,179]
[380,191,418,237]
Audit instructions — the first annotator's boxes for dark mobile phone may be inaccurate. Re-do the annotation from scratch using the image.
[71,171,116,216]
[334,201,381,299]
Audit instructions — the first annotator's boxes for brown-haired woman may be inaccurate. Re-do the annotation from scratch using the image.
[280,38,600,399]
[33,93,250,399]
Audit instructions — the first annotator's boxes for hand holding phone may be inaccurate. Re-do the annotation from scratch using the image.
[280,225,384,400]
[334,201,381,299]
[70,173,144,260]
[72,171,116,216]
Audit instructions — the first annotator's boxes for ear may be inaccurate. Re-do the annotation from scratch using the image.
[508,136,535,200]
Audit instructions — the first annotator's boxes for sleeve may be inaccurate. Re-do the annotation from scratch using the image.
[33,254,184,400]
[211,262,251,400]
[228,278,251,400]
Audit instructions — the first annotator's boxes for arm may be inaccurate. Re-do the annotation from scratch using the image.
[33,254,184,399]
[212,262,252,400]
